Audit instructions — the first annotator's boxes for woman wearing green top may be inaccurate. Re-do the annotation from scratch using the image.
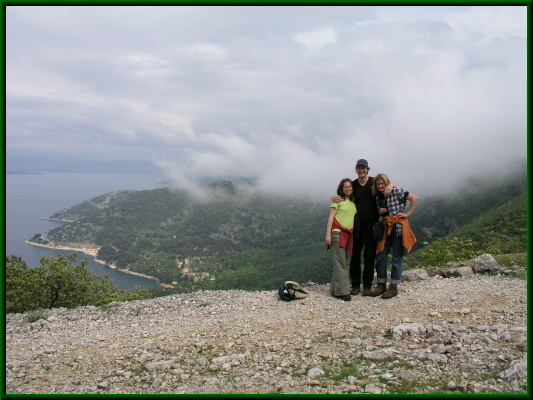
[325,178,357,301]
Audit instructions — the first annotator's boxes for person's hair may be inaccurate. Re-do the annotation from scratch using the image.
[337,178,355,202]
[372,173,391,196]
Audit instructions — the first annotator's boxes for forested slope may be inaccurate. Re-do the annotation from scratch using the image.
[28,167,527,294]
[32,182,332,291]
[404,191,527,268]
[407,166,527,252]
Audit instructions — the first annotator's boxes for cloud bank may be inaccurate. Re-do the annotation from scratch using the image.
[6,6,527,199]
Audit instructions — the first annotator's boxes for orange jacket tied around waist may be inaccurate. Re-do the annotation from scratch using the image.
[331,219,354,255]
[375,215,416,254]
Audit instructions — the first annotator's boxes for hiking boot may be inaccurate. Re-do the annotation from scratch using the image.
[381,284,398,299]
[370,283,387,297]
[362,287,373,296]
[350,287,360,295]
[333,294,352,301]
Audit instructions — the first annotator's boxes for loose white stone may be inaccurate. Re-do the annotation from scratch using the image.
[5,273,526,394]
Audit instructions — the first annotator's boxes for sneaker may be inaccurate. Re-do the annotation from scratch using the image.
[362,287,373,296]
[350,287,360,295]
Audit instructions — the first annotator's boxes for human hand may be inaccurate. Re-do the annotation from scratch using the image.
[331,195,342,203]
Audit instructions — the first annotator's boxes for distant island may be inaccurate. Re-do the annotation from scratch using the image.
[6,169,43,175]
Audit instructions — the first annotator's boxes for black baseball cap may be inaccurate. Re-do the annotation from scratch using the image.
[356,159,369,168]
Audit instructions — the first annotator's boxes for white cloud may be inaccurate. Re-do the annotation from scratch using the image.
[458,6,527,40]
[153,159,209,200]
[5,6,527,198]
[180,43,227,61]
[292,27,337,50]
[354,39,386,52]
[120,53,167,68]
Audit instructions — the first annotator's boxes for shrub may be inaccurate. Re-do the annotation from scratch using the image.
[413,237,478,268]
[5,253,151,314]
[24,309,48,323]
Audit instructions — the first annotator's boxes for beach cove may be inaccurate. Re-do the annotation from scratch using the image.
[24,239,167,287]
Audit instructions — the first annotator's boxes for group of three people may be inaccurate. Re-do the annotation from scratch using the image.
[325,159,419,301]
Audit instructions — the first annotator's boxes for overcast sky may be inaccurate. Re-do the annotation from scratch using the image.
[6,6,527,199]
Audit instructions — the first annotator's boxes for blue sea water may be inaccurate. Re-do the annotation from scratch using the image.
[4,172,165,290]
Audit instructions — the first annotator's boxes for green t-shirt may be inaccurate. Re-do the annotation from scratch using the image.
[330,198,356,231]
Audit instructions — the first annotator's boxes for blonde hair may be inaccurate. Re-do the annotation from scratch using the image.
[372,173,390,196]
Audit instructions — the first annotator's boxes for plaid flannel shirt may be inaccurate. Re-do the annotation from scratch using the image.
[377,187,409,236]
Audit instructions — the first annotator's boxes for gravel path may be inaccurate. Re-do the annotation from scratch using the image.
[6,272,527,394]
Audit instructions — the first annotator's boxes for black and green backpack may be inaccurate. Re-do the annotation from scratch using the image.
[278,281,308,301]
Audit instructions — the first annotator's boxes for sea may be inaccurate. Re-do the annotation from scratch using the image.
[4,172,166,290]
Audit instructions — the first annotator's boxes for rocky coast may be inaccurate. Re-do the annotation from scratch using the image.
[5,254,528,395]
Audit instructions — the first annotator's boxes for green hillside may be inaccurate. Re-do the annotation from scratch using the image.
[27,169,527,295]
[407,166,527,252]
[404,192,527,268]
[448,191,527,255]
[31,182,333,292]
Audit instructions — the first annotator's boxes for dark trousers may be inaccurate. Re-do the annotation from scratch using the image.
[349,236,377,289]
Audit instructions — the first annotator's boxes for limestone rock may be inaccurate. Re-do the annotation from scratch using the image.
[426,266,445,278]
[402,269,429,282]
[145,360,175,372]
[307,367,325,379]
[389,323,426,340]
[445,266,473,278]
[474,254,501,273]
[499,359,526,381]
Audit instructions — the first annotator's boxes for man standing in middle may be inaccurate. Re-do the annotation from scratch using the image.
[332,159,394,296]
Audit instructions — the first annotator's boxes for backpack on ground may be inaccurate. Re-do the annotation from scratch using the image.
[278,281,308,301]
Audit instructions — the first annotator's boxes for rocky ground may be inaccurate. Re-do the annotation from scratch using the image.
[6,263,528,395]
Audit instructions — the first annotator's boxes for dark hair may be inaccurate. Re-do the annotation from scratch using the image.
[337,178,354,202]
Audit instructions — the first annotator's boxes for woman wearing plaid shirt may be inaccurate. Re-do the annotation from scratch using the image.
[371,173,419,299]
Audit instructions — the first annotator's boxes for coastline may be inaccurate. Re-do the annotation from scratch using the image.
[41,217,76,222]
[24,240,165,286]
